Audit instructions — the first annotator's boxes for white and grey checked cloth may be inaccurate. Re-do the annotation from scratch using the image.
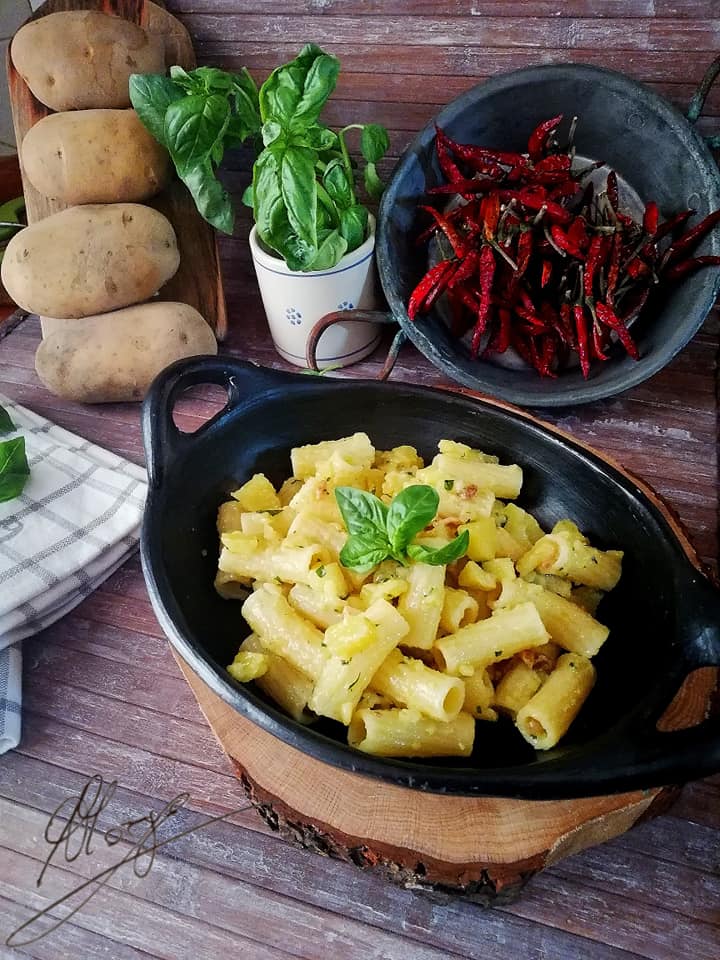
[0,395,147,754]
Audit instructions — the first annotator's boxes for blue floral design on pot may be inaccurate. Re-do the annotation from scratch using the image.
[337,300,355,311]
[286,307,303,326]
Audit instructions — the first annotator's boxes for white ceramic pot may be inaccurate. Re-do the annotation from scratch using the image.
[248,216,380,368]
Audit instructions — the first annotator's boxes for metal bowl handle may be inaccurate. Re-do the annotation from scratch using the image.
[687,54,720,150]
[141,356,296,488]
[305,309,407,380]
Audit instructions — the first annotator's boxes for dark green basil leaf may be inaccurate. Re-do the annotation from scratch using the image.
[339,535,389,574]
[192,66,234,92]
[364,161,384,200]
[322,158,353,209]
[0,436,30,503]
[164,94,230,174]
[360,124,389,164]
[406,530,470,566]
[242,183,254,209]
[262,120,284,147]
[281,145,318,249]
[339,205,368,252]
[129,74,184,146]
[253,149,316,269]
[181,163,235,235]
[307,229,348,270]
[301,125,338,151]
[386,484,439,553]
[335,486,389,540]
[231,70,261,140]
[259,44,338,131]
[0,405,15,435]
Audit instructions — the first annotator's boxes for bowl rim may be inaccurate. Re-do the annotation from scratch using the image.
[376,61,720,407]
[140,364,714,799]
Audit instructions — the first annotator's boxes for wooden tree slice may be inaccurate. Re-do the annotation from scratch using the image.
[5,0,227,339]
[173,658,716,903]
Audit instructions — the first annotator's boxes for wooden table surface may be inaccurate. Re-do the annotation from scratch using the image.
[2,2,720,958]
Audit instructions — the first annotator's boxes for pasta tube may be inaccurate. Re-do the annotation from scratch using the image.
[435,601,550,674]
[432,453,523,499]
[494,660,545,719]
[397,563,446,650]
[439,587,479,634]
[239,634,315,724]
[371,648,465,722]
[309,599,409,724]
[348,707,475,757]
[494,579,609,658]
[241,588,327,679]
[516,653,596,749]
[517,532,623,590]
[462,667,497,721]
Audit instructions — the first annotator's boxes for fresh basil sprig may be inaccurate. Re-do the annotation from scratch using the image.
[129,65,261,234]
[245,44,390,272]
[335,485,469,573]
[0,406,30,504]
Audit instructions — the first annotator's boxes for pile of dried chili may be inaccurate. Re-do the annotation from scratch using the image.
[408,116,720,378]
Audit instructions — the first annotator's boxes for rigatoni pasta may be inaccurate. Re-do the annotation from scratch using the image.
[216,433,624,757]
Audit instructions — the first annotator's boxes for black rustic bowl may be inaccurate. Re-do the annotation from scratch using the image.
[375,63,720,407]
[140,356,720,799]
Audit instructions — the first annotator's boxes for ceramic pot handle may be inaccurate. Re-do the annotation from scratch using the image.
[141,355,296,488]
[305,309,407,379]
[687,54,720,151]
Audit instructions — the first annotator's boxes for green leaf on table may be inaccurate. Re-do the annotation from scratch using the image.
[0,436,30,503]
[0,405,15,435]
[386,485,439,554]
[129,74,184,146]
[406,530,470,566]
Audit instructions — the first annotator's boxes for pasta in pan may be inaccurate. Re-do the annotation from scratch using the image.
[217,433,623,758]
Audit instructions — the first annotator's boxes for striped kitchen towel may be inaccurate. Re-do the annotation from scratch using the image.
[0,395,147,754]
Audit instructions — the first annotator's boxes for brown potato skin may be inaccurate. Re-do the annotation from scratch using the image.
[35,302,218,403]
[22,110,171,204]
[11,11,165,111]
[1,203,180,318]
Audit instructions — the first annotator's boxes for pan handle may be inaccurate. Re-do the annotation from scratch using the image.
[305,309,407,380]
[687,55,720,151]
[676,568,720,670]
[141,355,298,488]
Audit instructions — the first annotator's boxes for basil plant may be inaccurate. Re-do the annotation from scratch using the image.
[244,44,390,272]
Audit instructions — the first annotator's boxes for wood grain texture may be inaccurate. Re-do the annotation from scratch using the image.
[5,0,228,338]
[1,0,720,956]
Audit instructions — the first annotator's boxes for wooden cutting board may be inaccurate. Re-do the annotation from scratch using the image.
[5,0,227,339]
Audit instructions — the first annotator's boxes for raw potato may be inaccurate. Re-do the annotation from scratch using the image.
[35,302,217,403]
[22,110,171,205]
[1,204,180,318]
[10,11,165,111]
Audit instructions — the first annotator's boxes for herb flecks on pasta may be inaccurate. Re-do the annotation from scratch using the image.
[217,433,623,758]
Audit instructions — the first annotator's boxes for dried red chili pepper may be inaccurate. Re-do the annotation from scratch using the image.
[573,304,591,378]
[643,201,659,236]
[483,192,501,240]
[606,232,622,306]
[583,235,608,300]
[407,259,455,320]
[550,224,584,258]
[595,302,639,360]
[527,114,563,161]
[418,205,467,257]
[471,245,496,357]
[567,217,589,252]
[443,134,528,170]
[537,335,558,378]
[665,209,720,264]
[535,154,571,174]
[591,319,610,361]
[448,249,478,288]
[664,255,720,282]
[434,125,465,187]
[427,178,498,196]
[559,302,577,349]
[626,257,651,279]
[541,259,552,288]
